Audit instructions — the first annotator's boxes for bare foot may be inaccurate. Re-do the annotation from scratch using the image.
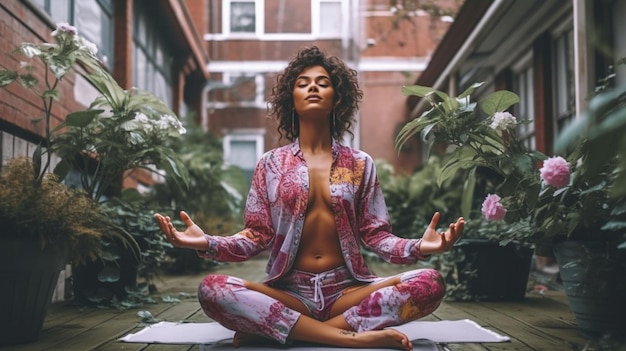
[348,329,413,350]
[234,328,412,350]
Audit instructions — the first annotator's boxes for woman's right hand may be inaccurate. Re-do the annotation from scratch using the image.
[154,211,208,251]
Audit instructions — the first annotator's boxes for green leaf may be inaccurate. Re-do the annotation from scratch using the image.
[479,90,519,115]
[32,144,43,178]
[395,117,433,151]
[48,54,75,79]
[437,148,477,187]
[0,70,18,86]
[65,109,103,127]
[52,158,71,181]
[401,85,437,97]
[457,82,485,99]
[461,168,476,218]
[84,71,127,110]
[42,88,60,100]
[589,105,626,141]
[18,73,38,89]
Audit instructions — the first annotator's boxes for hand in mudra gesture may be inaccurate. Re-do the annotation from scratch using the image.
[154,211,207,251]
[419,212,464,255]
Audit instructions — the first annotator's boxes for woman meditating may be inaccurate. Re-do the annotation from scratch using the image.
[154,46,464,350]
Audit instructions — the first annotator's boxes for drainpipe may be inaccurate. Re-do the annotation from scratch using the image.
[201,80,234,132]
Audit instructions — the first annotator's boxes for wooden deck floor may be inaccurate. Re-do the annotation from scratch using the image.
[0,257,620,351]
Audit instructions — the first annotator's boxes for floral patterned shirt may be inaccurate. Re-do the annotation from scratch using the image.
[198,140,427,283]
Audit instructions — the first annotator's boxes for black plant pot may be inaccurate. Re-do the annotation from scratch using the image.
[553,241,626,338]
[0,239,65,346]
[455,238,534,301]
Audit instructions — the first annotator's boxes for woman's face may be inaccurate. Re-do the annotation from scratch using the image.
[292,65,334,118]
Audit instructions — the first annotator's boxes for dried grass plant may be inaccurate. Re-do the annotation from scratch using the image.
[0,157,135,265]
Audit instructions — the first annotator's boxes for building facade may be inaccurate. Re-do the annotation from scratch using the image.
[204,0,459,178]
[0,0,210,188]
[1,0,460,183]
[407,0,626,162]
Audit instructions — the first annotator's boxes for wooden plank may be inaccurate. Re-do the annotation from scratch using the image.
[453,301,583,351]
[0,257,603,351]
[433,299,532,350]
[470,299,589,348]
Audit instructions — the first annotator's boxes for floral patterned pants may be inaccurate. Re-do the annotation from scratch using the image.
[197,267,444,344]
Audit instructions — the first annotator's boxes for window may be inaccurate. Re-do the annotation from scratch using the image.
[514,64,536,151]
[552,27,575,133]
[133,2,173,106]
[231,1,256,32]
[223,131,265,185]
[317,0,342,37]
[224,73,265,107]
[223,0,261,36]
[32,0,72,24]
[210,0,346,40]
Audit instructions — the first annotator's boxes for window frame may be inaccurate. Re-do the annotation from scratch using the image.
[551,21,575,134]
[221,73,266,108]
[209,0,346,41]
[222,0,263,38]
[512,51,536,151]
[222,130,265,185]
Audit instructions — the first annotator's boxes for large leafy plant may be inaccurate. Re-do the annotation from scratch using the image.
[396,82,626,246]
[0,23,190,302]
[395,83,544,223]
[0,23,189,202]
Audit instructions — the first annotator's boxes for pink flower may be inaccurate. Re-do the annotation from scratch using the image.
[540,156,570,188]
[481,194,507,221]
[51,22,77,37]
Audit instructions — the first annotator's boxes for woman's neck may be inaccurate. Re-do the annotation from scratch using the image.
[298,120,332,155]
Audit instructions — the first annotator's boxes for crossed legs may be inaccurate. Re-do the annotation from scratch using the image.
[198,268,444,350]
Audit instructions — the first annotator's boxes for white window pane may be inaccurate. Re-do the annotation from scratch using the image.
[229,140,258,169]
[75,2,103,49]
[50,0,72,23]
[319,2,342,35]
[231,1,256,33]
[134,48,147,89]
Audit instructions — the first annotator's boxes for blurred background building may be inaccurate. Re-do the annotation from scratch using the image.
[1,0,625,185]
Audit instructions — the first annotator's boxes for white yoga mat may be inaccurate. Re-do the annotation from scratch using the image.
[119,319,510,347]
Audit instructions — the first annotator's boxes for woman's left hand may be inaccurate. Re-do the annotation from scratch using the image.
[419,212,464,255]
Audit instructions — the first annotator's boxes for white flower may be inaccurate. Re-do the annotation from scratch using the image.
[490,111,517,132]
[134,112,150,124]
[51,23,77,37]
[160,114,186,134]
[155,118,170,131]
[78,37,98,56]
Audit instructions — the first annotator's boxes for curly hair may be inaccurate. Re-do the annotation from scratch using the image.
[267,46,363,142]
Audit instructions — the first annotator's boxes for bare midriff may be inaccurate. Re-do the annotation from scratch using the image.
[292,151,345,274]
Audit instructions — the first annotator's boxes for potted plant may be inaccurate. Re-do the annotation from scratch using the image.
[46,26,188,305]
[396,79,626,334]
[0,157,136,346]
[0,22,189,340]
[548,73,626,338]
[395,83,540,301]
